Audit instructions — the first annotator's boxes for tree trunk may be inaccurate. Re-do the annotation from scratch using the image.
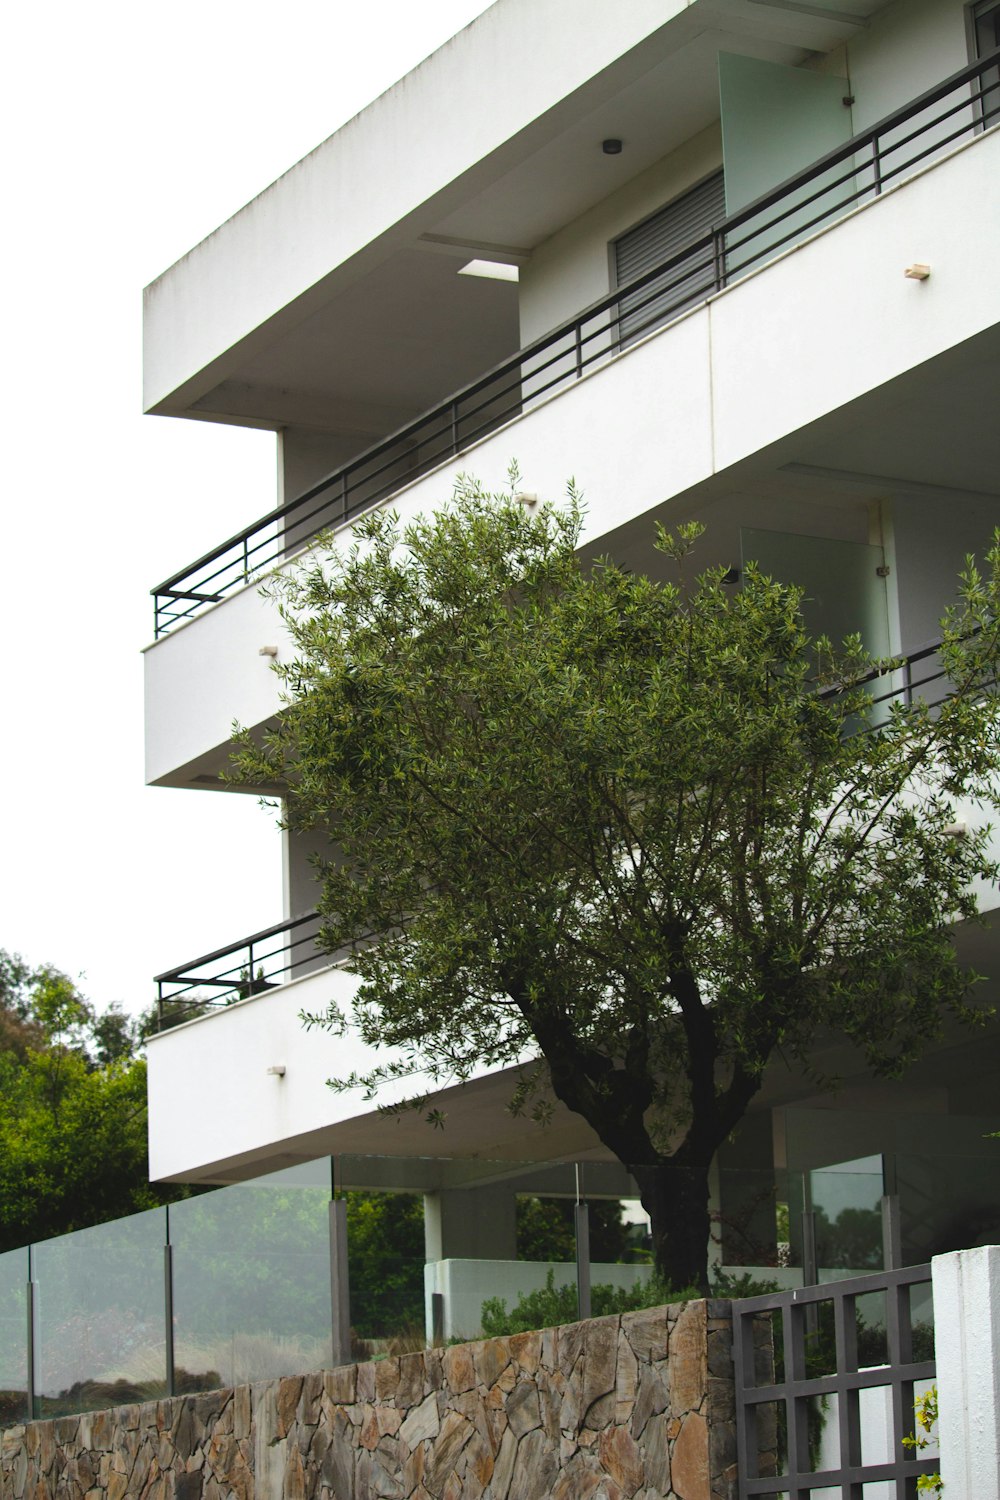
[631,1154,714,1294]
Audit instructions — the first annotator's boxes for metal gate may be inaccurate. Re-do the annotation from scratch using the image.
[732,1264,937,1497]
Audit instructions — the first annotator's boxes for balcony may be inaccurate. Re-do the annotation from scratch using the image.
[150,50,999,643]
[144,54,1000,791]
[147,631,1000,1185]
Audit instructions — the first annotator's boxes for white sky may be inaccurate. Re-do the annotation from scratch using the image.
[0,0,494,1017]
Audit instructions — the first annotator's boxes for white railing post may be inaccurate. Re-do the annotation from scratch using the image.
[931,1244,1000,1499]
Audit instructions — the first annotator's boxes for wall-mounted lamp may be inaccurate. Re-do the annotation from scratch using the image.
[941,822,968,838]
[722,567,741,585]
[259,645,279,658]
[904,263,931,280]
[514,491,539,507]
[602,138,623,155]
[266,1064,286,1078]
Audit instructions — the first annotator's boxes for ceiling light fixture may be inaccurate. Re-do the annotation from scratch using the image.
[458,259,519,282]
[602,138,623,155]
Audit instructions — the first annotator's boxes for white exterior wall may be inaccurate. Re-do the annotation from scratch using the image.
[846,0,975,133]
[143,571,295,787]
[146,964,384,1182]
[933,1244,1000,1500]
[517,124,722,344]
[144,129,1000,789]
[891,492,1000,648]
[517,0,977,345]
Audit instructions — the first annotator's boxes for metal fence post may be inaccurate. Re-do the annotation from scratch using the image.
[881,1193,902,1271]
[801,1209,818,1287]
[329,1198,352,1368]
[574,1164,591,1322]
[431,1292,445,1347]
[26,1243,36,1423]
[164,1205,176,1398]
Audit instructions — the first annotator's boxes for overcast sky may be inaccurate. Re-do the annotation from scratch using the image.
[0,0,494,1016]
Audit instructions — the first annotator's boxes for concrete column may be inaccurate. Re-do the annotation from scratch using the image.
[932,1243,1000,1500]
[423,1185,519,1344]
[423,1185,518,1262]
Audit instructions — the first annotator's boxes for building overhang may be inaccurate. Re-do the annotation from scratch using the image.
[142,0,887,445]
[146,915,1000,1187]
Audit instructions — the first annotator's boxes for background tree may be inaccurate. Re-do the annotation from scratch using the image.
[0,950,190,1250]
[234,481,1000,1290]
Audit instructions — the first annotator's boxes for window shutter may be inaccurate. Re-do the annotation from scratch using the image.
[613,170,725,345]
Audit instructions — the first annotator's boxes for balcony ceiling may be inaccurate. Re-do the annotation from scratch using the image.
[599,322,1000,587]
[152,0,888,450]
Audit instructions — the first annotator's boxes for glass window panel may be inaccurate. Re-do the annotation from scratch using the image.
[856,1289,888,1368]
[32,1208,167,1417]
[801,1299,838,1380]
[168,1161,332,1391]
[345,1189,425,1348]
[0,1247,28,1425]
[341,1153,657,1348]
[749,1399,785,1480]
[812,1388,840,1479]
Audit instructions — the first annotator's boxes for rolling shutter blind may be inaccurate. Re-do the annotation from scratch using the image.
[613,170,726,345]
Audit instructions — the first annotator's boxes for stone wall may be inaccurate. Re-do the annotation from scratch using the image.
[0,1299,736,1500]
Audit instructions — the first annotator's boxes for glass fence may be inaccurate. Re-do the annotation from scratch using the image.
[4,1127,997,1419]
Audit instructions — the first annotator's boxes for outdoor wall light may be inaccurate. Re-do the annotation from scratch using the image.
[266,1064,286,1077]
[514,491,539,507]
[602,138,623,155]
[904,263,931,280]
[722,567,741,585]
[259,645,279,658]
[942,822,968,838]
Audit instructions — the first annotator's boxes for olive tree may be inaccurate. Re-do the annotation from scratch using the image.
[233,480,1000,1290]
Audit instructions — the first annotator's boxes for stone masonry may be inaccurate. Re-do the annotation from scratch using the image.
[0,1299,736,1500]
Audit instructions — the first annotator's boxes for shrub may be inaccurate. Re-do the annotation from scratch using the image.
[480,1266,780,1337]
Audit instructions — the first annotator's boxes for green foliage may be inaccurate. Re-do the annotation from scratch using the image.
[346,1192,425,1337]
[232,478,1000,1288]
[0,948,189,1250]
[515,1197,636,1263]
[903,1386,943,1493]
[480,1265,781,1337]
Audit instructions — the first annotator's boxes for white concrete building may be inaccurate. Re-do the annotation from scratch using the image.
[143,0,1000,1319]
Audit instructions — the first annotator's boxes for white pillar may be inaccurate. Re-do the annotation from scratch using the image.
[931,1244,1000,1500]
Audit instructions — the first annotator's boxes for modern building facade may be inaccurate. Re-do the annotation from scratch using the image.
[143,0,1000,1326]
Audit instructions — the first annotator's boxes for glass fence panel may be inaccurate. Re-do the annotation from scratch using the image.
[0,1247,28,1425]
[810,1157,885,1275]
[168,1160,332,1391]
[894,1129,1000,1265]
[339,1153,657,1348]
[32,1208,167,1418]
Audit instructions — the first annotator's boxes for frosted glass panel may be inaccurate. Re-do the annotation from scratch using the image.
[169,1161,332,1391]
[720,53,856,271]
[740,528,890,656]
[0,1248,28,1426]
[32,1208,167,1417]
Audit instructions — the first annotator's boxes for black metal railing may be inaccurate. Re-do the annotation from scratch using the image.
[841,634,949,713]
[732,1262,937,1497]
[151,49,1000,637]
[154,911,326,1026]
